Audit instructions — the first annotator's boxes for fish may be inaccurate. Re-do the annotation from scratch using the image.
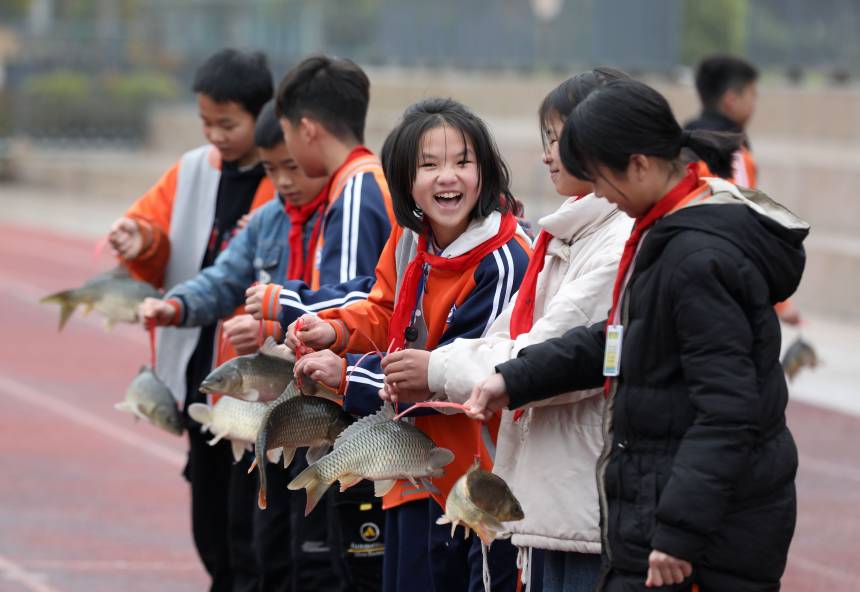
[115,366,183,436]
[199,337,296,402]
[288,403,455,516]
[40,266,160,330]
[188,396,270,462]
[254,382,354,509]
[436,460,524,546]
[782,336,819,382]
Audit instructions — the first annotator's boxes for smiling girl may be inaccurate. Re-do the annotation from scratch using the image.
[288,98,531,592]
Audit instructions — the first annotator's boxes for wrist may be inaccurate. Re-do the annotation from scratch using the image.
[328,320,350,354]
[262,284,282,320]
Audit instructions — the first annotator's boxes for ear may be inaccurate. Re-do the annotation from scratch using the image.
[628,154,650,181]
[299,117,318,143]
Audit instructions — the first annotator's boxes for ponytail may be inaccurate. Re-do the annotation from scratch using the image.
[559,79,742,181]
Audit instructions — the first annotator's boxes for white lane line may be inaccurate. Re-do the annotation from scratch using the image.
[24,559,199,572]
[0,553,62,592]
[0,375,184,468]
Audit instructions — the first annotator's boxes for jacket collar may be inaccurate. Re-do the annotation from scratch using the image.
[410,211,528,259]
[539,194,623,244]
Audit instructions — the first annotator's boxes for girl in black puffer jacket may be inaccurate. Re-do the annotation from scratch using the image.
[464,79,808,592]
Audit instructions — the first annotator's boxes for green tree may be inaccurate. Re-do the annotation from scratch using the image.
[681,0,749,65]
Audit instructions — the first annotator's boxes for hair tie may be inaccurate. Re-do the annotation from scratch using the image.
[680,130,692,147]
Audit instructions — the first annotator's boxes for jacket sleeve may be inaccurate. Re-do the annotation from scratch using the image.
[429,251,617,405]
[317,171,392,285]
[651,248,759,562]
[123,162,179,287]
[341,353,386,416]
[496,320,607,410]
[275,276,376,329]
[163,207,261,327]
[317,229,399,354]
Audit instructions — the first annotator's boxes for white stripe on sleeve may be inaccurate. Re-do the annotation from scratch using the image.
[340,177,354,282]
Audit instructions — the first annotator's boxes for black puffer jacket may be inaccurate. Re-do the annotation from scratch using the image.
[498,186,808,591]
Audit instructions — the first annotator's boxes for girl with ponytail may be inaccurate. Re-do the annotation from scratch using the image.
[466,79,809,592]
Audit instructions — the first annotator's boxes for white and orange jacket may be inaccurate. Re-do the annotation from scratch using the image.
[123,145,274,403]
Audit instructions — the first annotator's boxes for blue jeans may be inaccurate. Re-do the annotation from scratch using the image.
[543,550,601,592]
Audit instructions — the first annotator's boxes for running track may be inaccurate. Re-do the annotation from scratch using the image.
[0,223,858,591]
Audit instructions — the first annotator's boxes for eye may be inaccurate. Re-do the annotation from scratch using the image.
[419,162,436,169]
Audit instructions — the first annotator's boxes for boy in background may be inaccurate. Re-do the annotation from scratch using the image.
[108,48,275,591]
[245,55,395,592]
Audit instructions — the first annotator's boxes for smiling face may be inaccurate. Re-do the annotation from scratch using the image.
[197,94,258,166]
[259,141,328,206]
[542,111,593,198]
[411,124,481,249]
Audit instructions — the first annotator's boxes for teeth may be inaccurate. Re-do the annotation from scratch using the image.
[435,193,461,199]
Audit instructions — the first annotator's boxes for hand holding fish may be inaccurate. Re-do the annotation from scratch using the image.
[223,314,262,355]
[244,283,278,320]
[295,350,345,392]
[108,217,145,260]
[463,373,509,422]
[645,550,692,588]
[139,297,178,326]
[381,350,431,391]
[285,314,338,350]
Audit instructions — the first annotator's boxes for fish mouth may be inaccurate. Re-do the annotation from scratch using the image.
[433,192,463,210]
[199,380,218,394]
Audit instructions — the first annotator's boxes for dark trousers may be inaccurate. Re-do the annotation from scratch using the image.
[383,498,518,592]
[328,480,386,591]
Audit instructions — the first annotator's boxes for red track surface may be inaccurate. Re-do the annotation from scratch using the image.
[1,223,858,591]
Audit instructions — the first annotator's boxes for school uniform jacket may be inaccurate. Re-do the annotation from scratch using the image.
[427,195,632,554]
[255,147,394,328]
[318,211,531,510]
[495,178,809,592]
[123,145,274,403]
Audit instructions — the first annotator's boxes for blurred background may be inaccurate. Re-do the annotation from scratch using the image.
[0,1,858,591]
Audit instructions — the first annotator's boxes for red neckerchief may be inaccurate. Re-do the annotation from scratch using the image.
[285,190,327,282]
[508,195,586,339]
[388,212,519,351]
[602,164,702,396]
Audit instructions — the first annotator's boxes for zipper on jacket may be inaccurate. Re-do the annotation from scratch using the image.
[594,283,630,587]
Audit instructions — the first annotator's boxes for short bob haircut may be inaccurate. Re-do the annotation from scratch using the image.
[560,79,742,181]
[192,48,273,118]
[695,55,759,110]
[276,54,370,143]
[253,100,284,149]
[384,97,516,235]
[538,66,629,149]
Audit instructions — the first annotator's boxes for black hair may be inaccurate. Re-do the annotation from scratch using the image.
[560,79,742,181]
[192,48,273,118]
[384,97,515,235]
[253,100,284,149]
[276,54,370,144]
[695,55,759,110]
[538,66,630,148]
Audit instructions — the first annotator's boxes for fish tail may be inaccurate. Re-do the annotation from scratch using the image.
[40,291,78,331]
[255,439,268,510]
[287,464,329,516]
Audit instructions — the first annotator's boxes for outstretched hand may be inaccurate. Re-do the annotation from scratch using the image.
[462,373,510,421]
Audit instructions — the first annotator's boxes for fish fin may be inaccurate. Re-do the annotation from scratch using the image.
[451,522,458,538]
[280,382,301,400]
[266,447,283,464]
[435,514,451,525]
[333,404,392,449]
[82,302,94,316]
[280,447,297,469]
[288,464,330,516]
[473,524,496,547]
[230,440,246,463]
[41,291,78,331]
[463,525,471,539]
[127,402,147,421]
[260,337,296,363]
[429,447,455,469]
[247,457,258,475]
[187,403,212,428]
[244,389,260,402]
[305,444,330,465]
[338,474,363,491]
[114,401,130,413]
[207,432,225,446]
[406,475,419,487]
[374,479,397,497]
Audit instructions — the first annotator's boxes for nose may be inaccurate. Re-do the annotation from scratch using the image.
[208,128,226,145]
[436,163,457,185]
[542,151,552,166]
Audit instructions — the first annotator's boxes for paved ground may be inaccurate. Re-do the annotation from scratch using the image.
[0,213,858,590]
